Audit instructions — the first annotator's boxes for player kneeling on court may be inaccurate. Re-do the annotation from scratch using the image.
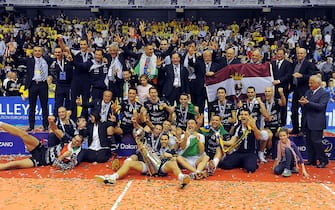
[95,131,190,189]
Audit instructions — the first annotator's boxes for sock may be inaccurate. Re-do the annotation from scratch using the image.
[213,158,219,167]
[178,173,184,180]
[113,173,119,180]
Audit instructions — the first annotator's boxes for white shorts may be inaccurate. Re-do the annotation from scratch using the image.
[184,156,201,168]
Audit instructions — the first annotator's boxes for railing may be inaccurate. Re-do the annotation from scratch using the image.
[2,0,334,9]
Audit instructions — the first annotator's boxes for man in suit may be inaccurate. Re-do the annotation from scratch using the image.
[290,48,317,135]
[105,43,126,100]
[71,39,94,120]
[25,46,50,131]
[115,69,138,102]
[299,75,329,168]
[76,90,114,123]
[158,52,190,105]
[249,49,263,64]
[271,48,293,126]
[59,38,93,121]
[218,48,240,69]
[189,49,221,113]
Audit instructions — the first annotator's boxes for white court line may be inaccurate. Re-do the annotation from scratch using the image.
[111,180,133,210]
[320,183,335,196]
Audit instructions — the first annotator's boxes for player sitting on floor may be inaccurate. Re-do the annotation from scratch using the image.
[94,128,191,189]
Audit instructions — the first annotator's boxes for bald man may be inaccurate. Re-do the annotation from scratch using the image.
[290,48,317,135]
[249,49,263,64]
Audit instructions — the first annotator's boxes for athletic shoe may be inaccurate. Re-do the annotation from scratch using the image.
[258,151,267,163]
[94,175,116,185]
[207,160,216,176]
[189,172,196,180]
[112,159,120,171]
[282,168,292,177]
[291,167,299,174]
[189,171,205,180]
[179,174,191,189]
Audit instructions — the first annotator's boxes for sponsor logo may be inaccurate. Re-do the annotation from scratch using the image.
[0,141,14,147]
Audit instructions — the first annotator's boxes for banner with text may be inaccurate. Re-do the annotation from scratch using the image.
[0,97,54,126]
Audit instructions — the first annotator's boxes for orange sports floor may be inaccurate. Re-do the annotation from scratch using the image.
[0,156,334,210]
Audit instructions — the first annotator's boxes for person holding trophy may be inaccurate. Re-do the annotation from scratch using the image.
[94,120,191,189]
[218,108,262,173]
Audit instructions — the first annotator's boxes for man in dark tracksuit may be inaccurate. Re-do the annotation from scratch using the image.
[51,47,74,116]
[70,39,93,120]
[88,49,108,101]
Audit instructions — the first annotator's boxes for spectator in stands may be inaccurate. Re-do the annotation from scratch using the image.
[4,71,21,96]
[320,56,334,83]
[325,79,335,102]
[47,75,56,98]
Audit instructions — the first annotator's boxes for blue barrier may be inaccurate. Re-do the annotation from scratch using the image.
[0,96,334,128]
[0,132,138,157]
[0,131,334,159]
[0,97,55,125]
[291,136,334,160]
[0,97,334,158]
[0,132,48,155]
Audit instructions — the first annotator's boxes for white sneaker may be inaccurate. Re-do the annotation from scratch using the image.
[179,174,191,189]
[94,175,116,185]
[258,151,267,163]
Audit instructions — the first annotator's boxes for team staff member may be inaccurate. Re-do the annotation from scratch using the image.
[51,46,74,116]
[25,46,51,131]
[59,36,93,120]
[88,48,108,100]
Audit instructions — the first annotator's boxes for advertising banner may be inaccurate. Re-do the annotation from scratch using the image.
[0,132,48,155]
[0,97,54,126]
